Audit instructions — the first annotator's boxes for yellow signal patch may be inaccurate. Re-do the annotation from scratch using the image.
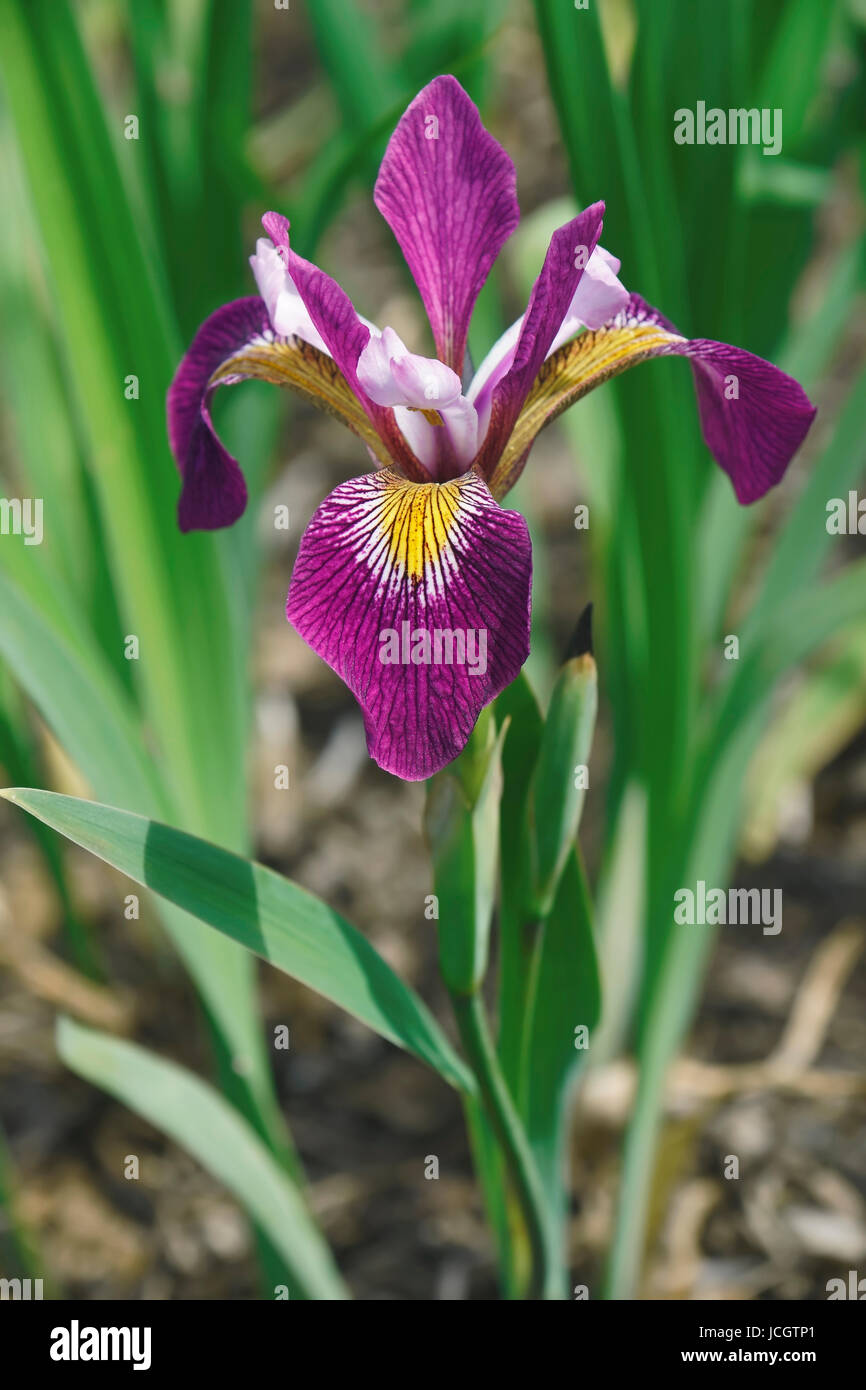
[378,473,464,580]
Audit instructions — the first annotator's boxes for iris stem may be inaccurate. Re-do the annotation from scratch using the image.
[515,916,546,1116]
[449,988,559,1299]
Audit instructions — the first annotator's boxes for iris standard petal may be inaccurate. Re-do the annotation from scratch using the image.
[167,296,392,531]
[286,468,532,779]
[265,222,432,482]
[547,245,630,351]
[467,242,628,447]
[487,294,816,502]
[374,75,519,377]
[248,238,329,351]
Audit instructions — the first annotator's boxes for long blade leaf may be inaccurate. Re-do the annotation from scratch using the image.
[56,1016,347,1301]
[4,790,474,1093]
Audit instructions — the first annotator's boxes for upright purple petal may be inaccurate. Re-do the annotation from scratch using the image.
[474,202,605,476]
[168,297,269,531]
[548,245,630,348]
[374,75,519,376]
[262,210,291,252]
[279,244,372,402]
[287,468,531,780]
[249,237,329,350]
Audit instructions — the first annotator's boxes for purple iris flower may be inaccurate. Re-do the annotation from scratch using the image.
[168,76,815,781]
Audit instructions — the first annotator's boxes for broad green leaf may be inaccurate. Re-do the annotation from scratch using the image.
[3,790,474,1094]
[56,1016,347,1301]
[0,576,295,1158]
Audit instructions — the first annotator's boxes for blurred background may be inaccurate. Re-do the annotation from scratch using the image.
[1,0,866,1299]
